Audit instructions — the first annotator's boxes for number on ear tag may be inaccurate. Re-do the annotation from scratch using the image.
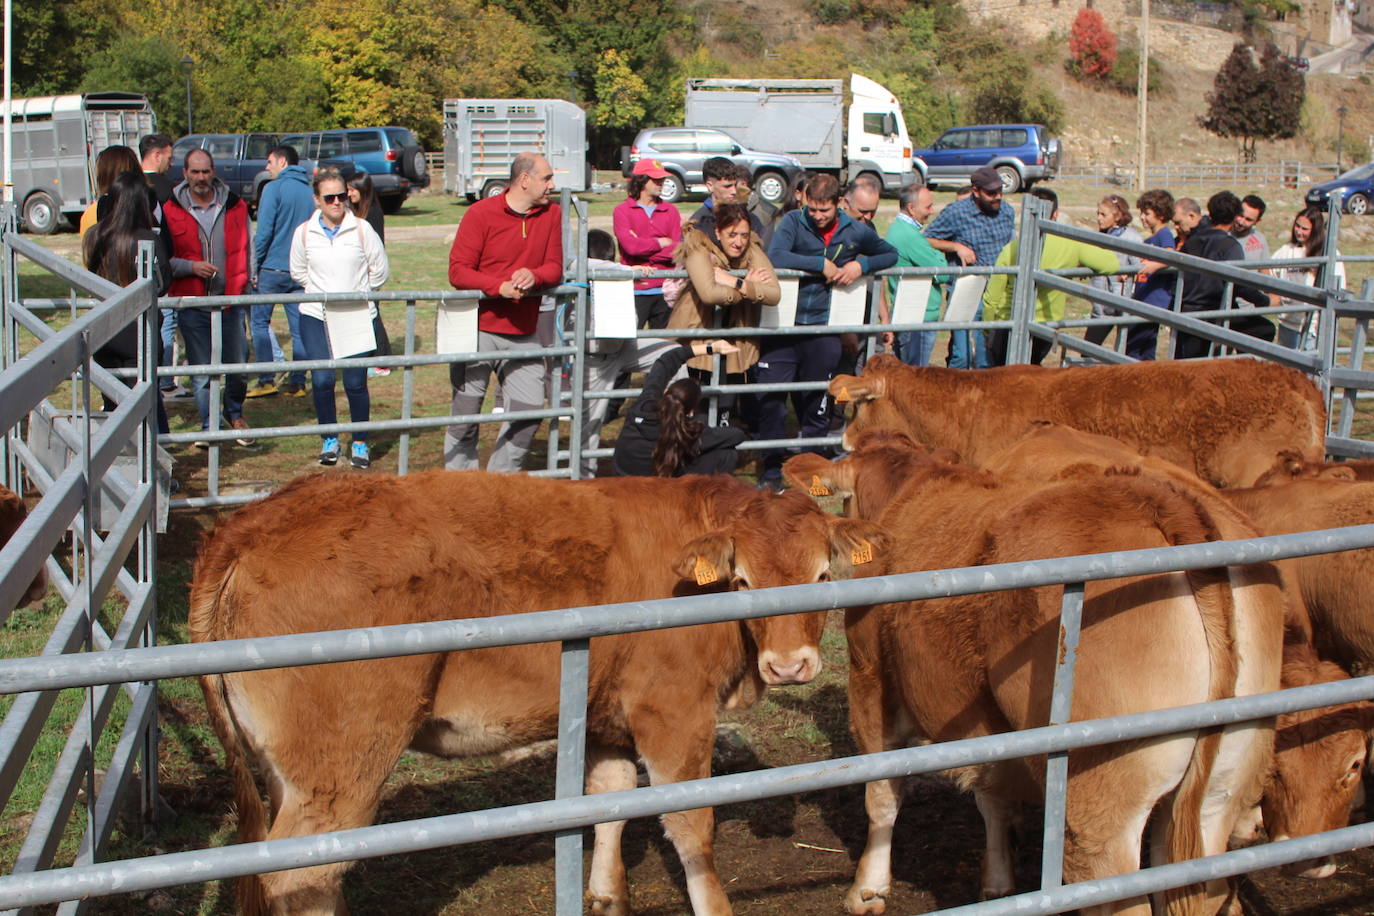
[851,539,874,566]
[809,475,831,497]
[694,555,719,586]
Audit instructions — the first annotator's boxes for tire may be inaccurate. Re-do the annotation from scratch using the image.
[22,191,60,235]
[464,193,477,203]
[996,165,1022,194]
[400,145,427,183]
[1348,193,1370,216]
[380,195,404,215]
[754,170,787,204]
[481,180,509,199]
[659,173,684,204]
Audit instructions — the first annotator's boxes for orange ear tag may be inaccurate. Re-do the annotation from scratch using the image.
[835,386,852,403]
[694,555,719,586]
[851,539,874,566]
[809,475,831,497]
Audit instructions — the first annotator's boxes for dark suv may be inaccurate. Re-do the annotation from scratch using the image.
[621,127,803,205]
[279,127,429,212]
[169,133,282,205]
[913,124,1060,193]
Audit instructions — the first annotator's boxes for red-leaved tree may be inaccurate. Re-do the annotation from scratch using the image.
[1068,8,1118,79]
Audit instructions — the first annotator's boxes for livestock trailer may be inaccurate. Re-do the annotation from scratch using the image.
[442,98,588,200]
[0,91,156,233]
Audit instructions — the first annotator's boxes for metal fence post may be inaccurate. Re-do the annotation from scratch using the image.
[135,241,160,827]
[554,638,590,914]
[208,307,222,498]
[1008,197,1046,365]
[1,203,15,487]
[1318,192,1344,414]
[1041,581,1084,890]
[399,300,417,475]
[568,198,588,480]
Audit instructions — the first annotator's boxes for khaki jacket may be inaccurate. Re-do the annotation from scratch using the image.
[667,224,780,374]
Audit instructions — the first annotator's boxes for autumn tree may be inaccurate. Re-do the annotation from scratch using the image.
[1068,8,1117,79]
[1201,42,1305,162]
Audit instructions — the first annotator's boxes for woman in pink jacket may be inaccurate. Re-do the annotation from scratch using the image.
[612,159,682,329]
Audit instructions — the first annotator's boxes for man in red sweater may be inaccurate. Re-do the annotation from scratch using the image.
[445,153,562,471]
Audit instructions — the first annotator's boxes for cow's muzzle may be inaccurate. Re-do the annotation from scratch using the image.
[759,649,821,686]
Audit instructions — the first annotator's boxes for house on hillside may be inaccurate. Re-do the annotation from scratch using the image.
[1295,0,1354,48]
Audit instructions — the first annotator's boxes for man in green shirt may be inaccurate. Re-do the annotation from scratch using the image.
[881,184,948,366]
[983,187,1121,366]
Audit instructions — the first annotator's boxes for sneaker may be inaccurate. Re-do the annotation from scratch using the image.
[246,381,278,398]
[166,385,194,401]
[282,382,308,397]
[350,441,370,469]
[367,367,391,378]
[319,437,340,466]
[193,438,210,450]
[229,417,255,447]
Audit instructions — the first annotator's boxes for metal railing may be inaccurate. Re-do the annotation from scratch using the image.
[1055,160,1341,188]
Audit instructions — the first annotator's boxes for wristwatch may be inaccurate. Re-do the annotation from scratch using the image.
[705,343,715,355]
[734,277,744,291]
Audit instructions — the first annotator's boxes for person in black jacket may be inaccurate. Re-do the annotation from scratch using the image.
[612,341,747,477]
[1174,191,1279,359]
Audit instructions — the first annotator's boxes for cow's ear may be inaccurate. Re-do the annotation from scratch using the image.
[827,518,890,580]
[673,533,736,587]
[829,374,881,404]
[782,454,852,498]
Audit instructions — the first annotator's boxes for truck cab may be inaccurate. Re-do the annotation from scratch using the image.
[845,74,915,193]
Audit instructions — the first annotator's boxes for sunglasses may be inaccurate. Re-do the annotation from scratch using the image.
[320,192,348,204]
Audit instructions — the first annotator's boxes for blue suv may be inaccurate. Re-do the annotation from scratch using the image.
[279,127,429,213]
[913,124,1060,194]
[1306,162,1374,215]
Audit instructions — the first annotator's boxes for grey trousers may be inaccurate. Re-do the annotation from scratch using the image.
[444,330,548,472]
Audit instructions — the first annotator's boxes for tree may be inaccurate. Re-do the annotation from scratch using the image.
[590,50,648,130]
[1200,42,1304,162]
[80,35,193,136]
[1067,8,1117,79]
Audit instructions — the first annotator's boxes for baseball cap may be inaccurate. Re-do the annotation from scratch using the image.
[632,159,671,179]
[970,167,1003,192]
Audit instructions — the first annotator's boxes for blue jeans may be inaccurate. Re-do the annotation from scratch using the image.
[946,307,989,369]
[897,330,936,367]
[251,269,306,386]
[755,333,843,477]
[178,306,249,429]
[158,309,177,388]
[299,314,371,441]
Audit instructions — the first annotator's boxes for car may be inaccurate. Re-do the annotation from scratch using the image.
[620,127,803,205]
[912,124,1061,194]
[168,133,283,206]
[1306,162,1374,216]
[278,127,429,213]
[1291,56,1311,73]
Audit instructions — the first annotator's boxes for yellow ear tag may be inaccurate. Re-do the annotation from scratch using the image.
[835,386,852,403]
[694,556,719,586]
[851,539,874,566]
[809,475,831,497]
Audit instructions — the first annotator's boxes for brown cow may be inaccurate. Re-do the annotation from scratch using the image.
[1,484,48,609]
[1254,450,1374,486]
[831,354,1326,488]
[786,431,1283,916]
[191,471,886,916]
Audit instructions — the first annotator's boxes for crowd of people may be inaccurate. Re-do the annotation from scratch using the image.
[78,142,1344,484]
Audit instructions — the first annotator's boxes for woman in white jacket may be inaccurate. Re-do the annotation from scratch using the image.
[289,168,390,468]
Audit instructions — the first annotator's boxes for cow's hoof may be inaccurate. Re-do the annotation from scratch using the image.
[845,885,888,915]
[590,895,633,916]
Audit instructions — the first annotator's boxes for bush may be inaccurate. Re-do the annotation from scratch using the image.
[1108,46,1165,95]
[811,0,851,24]
[1068,8,1117,79]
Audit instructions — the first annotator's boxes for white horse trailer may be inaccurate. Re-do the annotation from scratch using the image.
[443,98,588,200]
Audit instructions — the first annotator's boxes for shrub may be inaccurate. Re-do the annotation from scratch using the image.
[1068,8,1117,79]
[1108,46,1165,95]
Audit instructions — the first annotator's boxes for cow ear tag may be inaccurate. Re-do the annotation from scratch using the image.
[694,555,719,586]
[809,475,831,497]
[851,539,874,566]
[835,386,851,403]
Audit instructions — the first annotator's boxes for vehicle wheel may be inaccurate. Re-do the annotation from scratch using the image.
[481,180,509,199]
[1348,193,1370,216]
[400,145,427,183]
[464,193,477,203]
[22,191,60,235]
[380,195,404,215]
[996,166,1022,194]
[659,173,684,204]
[754,171,787,204]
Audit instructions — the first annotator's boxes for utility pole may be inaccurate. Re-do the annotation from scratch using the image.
[1136,0,1150,191]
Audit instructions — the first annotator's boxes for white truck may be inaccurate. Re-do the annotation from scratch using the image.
[442,98,588,201]
[684,73,916,193]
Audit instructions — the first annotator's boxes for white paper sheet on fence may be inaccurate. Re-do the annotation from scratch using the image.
[944,275,989,323]
[436,301,479,353]
[761,279,798,328]
[324,302,376,358]
[591,279,638,339]
[890,278,934,326]
[828,280,869,326]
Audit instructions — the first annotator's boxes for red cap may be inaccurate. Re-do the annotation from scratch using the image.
[632,159,671,179]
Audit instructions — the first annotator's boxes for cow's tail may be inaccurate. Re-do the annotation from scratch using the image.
[190,546,272,916]
[1153,486,1239,916]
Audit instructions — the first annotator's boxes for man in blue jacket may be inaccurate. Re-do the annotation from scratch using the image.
[248,145,315,397]
[761,173,897,490]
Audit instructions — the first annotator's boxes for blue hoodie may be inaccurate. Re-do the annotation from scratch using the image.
[767,209,898,325]
[253,164,316,273]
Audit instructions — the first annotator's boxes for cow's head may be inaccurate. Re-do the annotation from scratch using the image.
[1261,658,1373,878]
[831,355,911,451]
[1,486,48,609]
[673,488,887,687]
[784,429,956,522]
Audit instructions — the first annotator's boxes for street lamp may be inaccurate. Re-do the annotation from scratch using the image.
[180,56,194,135]
[1336,105,1349,173]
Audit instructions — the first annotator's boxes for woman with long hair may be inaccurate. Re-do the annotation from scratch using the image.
[345,169,392,371]
[80,145,142,237]
[1084,194,1142,347]
[1271,206,1344,351]
[612,340,747,477]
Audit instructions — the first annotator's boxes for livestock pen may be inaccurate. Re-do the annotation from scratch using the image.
[3,196,1374,913]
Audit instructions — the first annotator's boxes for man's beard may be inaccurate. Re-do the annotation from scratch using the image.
[975,196,1000,216]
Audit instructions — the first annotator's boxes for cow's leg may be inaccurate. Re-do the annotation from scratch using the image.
[975,789,1016,899]
[845,657,911,916]
[586,744,638,916]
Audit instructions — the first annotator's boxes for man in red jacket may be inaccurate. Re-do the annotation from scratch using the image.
[162,148,254,447]
[445,152,562,471]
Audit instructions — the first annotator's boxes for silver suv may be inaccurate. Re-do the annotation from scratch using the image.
[621,128,803,205]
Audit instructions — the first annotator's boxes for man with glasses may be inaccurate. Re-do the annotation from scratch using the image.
[922,167,1015,369]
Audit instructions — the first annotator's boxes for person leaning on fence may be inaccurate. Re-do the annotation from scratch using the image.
[1122,188,1177,361]
[611,341,748,477]
[982,187,1120,367]
[881,182,946,367]
[289,168,390,469]
[445,152,562,473]
[1083,194,1142,350]
[249,145,315,399]
[612,158,682,330]
[1270,205,1344,352]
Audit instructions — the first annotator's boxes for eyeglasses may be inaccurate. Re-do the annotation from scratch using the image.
[321,192,347,204]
